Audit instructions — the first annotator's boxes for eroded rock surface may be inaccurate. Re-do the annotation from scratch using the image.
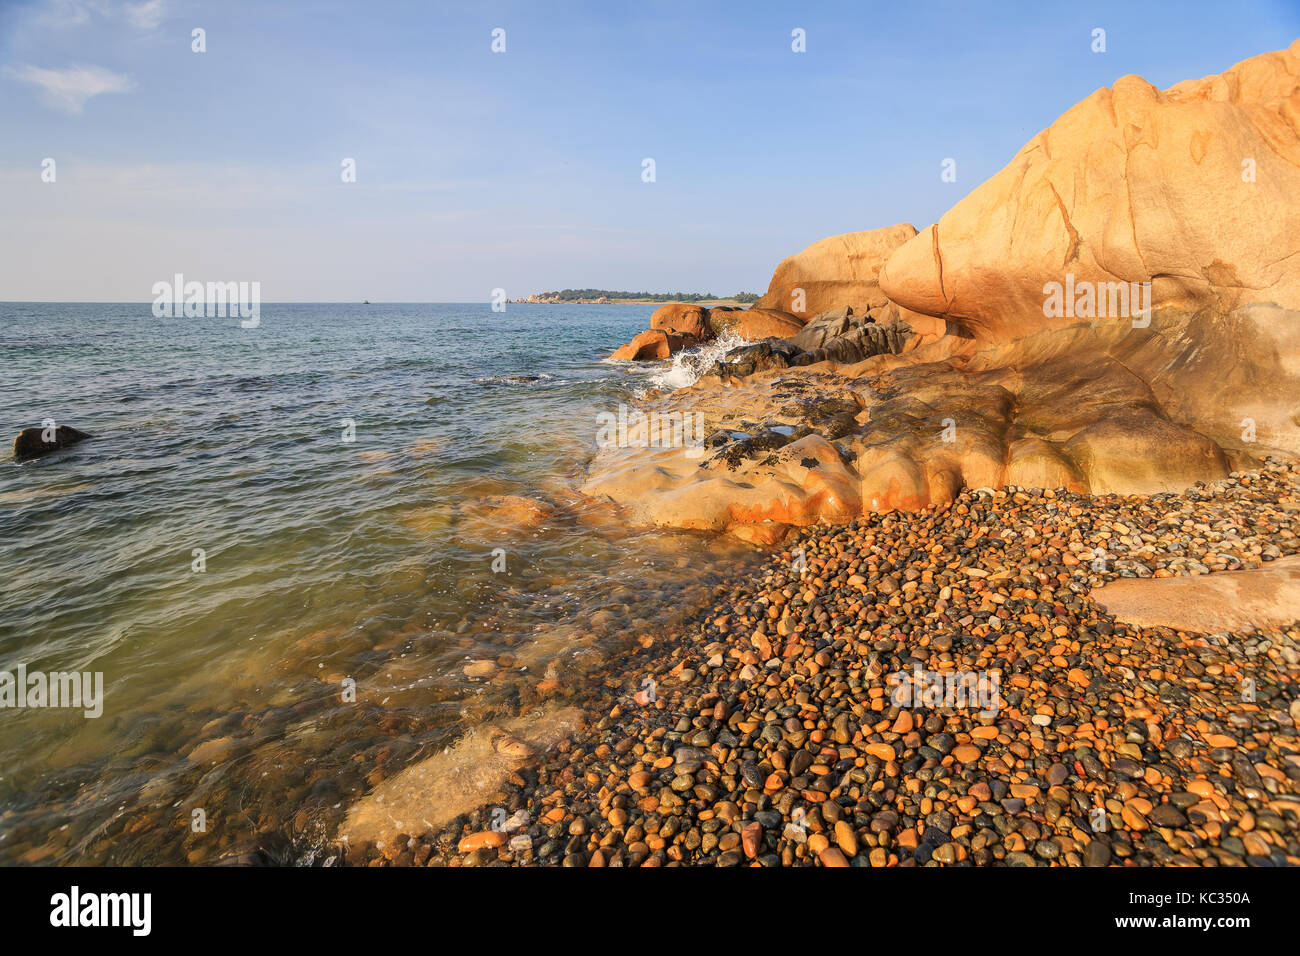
[585,42,1300,538]
[583,340,1246,539]
[881,39,1300,455]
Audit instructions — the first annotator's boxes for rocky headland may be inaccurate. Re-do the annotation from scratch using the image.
[593,40,1300,544]
[340,41,1300,866]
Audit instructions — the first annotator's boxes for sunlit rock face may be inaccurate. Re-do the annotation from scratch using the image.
[584,42,1300,538]
[754,223,919,318]
[880,39,1300,455]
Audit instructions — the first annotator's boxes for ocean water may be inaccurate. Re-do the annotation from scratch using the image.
[0,302,759,864]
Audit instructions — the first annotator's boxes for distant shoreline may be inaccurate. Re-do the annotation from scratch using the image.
[511,298,752,307]
[513,290,760,307]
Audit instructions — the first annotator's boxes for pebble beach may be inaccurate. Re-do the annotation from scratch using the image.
[352,459,1300,867]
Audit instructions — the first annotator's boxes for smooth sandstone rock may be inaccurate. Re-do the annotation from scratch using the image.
[881,41,1300,342]
[583,43,1300,538]
[609,328,696,361]
[650,303,711,339]
[707,306,804,341]
[1095,555,1300,633]
[756,223,919,319]
[458,831,506,853]
[341,706,584,847]
[880,40,1300,455]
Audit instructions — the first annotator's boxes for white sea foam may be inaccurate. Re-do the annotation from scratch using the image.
[642,330,747,393]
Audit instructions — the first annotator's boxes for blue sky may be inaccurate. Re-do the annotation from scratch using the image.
[1,0,1297,301]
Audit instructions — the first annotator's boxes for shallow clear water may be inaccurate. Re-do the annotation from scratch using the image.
[0,303,759,864]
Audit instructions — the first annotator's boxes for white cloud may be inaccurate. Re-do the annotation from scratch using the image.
[34,0,98,28]
[33,0,165,31]
[10,63,135,113]
[124,0,165,31]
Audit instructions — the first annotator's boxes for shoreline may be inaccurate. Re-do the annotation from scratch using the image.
[342,459,1300,867]
[514,299,755,307]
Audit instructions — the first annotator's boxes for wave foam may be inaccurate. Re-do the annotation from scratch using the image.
[643,331,747,392]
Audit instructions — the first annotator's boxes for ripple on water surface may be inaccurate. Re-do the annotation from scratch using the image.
[0,302,763,864]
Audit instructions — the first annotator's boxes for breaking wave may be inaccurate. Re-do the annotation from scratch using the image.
[644,330,747,392]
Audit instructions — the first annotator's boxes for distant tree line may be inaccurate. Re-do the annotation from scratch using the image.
[539,289,760,303]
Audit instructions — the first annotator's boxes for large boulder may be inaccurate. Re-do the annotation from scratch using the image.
[755,223,919,318]
[707,306,804,340]
[608,329,697,361]
[13,425,91,461]
[880,40,1300,454]
[649,303,711,339]
[882,41,1300,341]
[583,42,1300,539]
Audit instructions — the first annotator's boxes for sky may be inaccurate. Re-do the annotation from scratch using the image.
[1,0,1297,302]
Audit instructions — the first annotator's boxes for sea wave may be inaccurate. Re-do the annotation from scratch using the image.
[642,330,747,393]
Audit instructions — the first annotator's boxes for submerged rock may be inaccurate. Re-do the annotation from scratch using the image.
[339,705,584,849]
[458,494,557,531]
[13,425,91,460]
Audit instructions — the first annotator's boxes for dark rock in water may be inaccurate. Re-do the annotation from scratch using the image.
[13,425,91,461]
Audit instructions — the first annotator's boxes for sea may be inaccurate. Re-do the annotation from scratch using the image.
[0,302,759,864]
